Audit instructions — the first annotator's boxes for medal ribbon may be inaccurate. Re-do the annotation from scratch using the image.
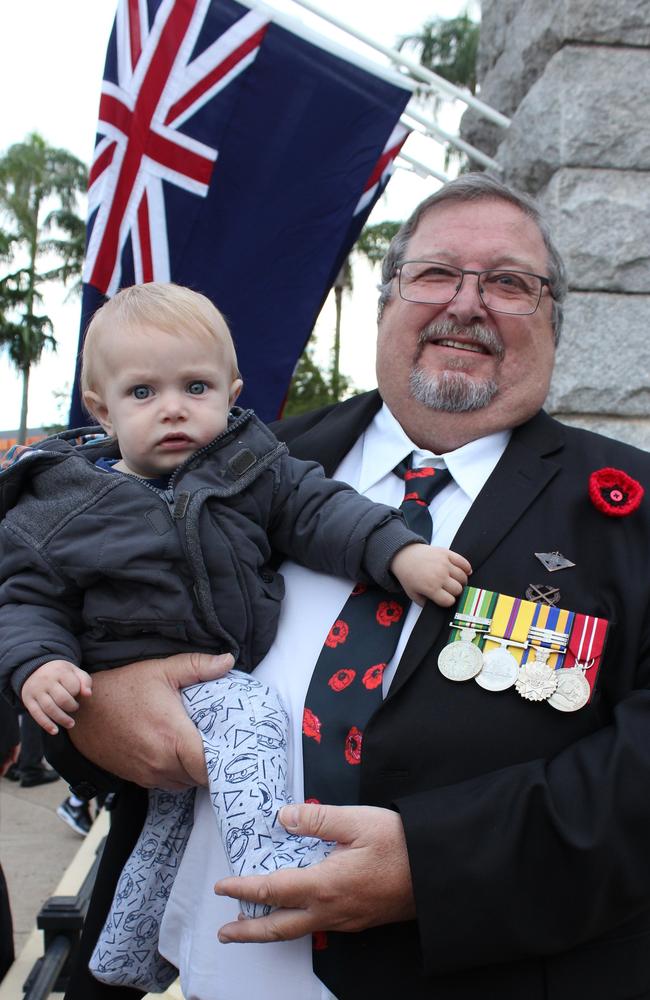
[524,604,574,669]
[450,587,497,646]
[483,594,536,665]
[565,613,609,695]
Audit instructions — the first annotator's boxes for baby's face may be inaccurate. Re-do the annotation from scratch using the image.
[88,324,242,478]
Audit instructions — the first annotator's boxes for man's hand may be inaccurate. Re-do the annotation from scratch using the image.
[215,803,415,943]
[69,652,234,790]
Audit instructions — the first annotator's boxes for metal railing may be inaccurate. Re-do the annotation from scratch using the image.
[21,838,104,1000]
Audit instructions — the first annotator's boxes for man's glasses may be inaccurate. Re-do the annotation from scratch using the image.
[397,260,551,316]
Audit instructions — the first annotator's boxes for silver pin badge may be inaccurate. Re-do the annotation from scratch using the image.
[534,551,575,573]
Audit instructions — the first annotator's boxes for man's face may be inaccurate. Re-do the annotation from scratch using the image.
[376,198,556,439]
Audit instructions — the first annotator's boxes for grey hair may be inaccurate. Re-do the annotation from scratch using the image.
[377,173,567,344]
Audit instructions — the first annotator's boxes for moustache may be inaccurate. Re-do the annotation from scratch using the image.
[416,320,505,361]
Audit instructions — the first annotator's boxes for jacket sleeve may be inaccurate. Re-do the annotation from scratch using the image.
[267,453,419,589]
[0,522,83,703]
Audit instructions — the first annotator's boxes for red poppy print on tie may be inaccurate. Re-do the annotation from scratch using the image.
[328,668,356,692]
[403,491,428,507]
[362,663,386,690]
[305,797,320,804]
[376,600,404,627]
[351,583,367,596]
[405,467,435,480]
[345,726,363,765]
[312,931,328,951]
[302,707,322,743]
[325,619,349,647]
[588,467,644,517]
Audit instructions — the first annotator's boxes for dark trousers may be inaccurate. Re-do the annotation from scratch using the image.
[0,864,14,982]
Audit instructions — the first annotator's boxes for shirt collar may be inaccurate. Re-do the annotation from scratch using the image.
[359,402,510,501]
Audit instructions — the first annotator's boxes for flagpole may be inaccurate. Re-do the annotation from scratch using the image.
[401,106,501,172]
[396,153,449,185]
[286,0,511,129]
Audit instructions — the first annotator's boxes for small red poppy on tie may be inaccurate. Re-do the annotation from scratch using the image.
[589,467,644,517]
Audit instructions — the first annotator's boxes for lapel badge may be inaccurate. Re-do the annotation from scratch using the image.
[534,551,575,573]
[525,583,561,606]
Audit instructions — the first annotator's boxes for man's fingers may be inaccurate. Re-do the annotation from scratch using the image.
[278,802,357,845]
[218,906,312,944]
[163,651,235,689]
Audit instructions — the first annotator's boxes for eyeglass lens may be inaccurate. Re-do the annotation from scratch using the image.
[399,262,543,315]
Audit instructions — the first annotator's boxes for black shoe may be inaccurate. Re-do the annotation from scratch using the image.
[19,766,60,788]
[57,797,92,836]
[3,765,21,782]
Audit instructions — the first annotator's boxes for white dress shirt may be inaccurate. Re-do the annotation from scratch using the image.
[159,404,509,1000]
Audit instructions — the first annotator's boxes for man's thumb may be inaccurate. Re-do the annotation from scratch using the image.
[279,802,349,843]
[168,651,235,688]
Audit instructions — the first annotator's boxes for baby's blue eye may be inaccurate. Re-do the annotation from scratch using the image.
[187,381,207,395]
[132,385,151,399]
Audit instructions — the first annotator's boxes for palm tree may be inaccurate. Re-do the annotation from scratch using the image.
[398,12,479,96]
[0,132,87,441]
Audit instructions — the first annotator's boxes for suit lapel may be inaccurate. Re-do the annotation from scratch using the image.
[276,390,382,476]
[389,411,566,698]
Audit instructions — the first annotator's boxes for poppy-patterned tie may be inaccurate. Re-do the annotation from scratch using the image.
[302,455,451,807]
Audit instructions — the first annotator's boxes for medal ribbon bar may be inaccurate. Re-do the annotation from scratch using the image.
[564,613,609,695]
[483,594,536,665]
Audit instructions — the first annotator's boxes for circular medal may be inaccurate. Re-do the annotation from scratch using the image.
[475,647,518,691]
[547,668,591,713]
[515,660,558,702]
[438,640,483,682]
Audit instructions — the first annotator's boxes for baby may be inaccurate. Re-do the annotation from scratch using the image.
[0,282,470,991]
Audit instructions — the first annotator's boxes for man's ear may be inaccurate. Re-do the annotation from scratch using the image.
[229,378,243,406]
[83,391,114,436]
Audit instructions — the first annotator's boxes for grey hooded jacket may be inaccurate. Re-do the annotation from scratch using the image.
[0,407,417,700]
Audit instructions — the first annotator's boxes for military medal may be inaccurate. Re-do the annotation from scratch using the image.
[438,587,496,683]
[478,594,536,692]
[547,613,609,712]
[547,668,591,712]
[477,644,519,691]
[438,627,484,681]
[515,658,558,701]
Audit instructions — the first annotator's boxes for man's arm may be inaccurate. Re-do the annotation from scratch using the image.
[46,652,234,794]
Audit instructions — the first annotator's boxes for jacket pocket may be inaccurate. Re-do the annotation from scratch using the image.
[91,618,190,641]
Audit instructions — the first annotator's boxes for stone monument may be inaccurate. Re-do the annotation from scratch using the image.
[461,0,650,449]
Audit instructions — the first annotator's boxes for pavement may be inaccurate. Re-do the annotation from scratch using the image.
[0,772,182,999]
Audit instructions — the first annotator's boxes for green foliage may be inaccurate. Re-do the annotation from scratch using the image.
[399,12,479,95]
[284,345,355,417]
[354,221,401,266]
[0,132,87,441]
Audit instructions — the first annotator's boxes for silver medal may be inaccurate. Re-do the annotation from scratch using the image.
[515,656,558,702]
[547,668,591,712]
[475,646,518,691]
[438,627,483,682]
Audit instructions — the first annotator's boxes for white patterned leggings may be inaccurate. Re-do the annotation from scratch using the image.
[89,671,331,992]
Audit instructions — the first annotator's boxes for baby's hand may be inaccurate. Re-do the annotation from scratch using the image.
[21,660,93,736]
[391,543,472,608]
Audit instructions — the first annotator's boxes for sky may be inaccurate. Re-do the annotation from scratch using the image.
[0,0,478,432]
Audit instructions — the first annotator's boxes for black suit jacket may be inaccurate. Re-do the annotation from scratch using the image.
[57,392,650,1000]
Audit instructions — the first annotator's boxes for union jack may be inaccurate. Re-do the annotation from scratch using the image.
[84,0,269,296]
[72,0,412,426]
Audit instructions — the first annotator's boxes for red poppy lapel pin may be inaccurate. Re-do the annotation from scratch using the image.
[589,467,644,517]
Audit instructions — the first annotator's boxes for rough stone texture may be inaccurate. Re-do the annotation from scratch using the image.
[461,0,650,158]
[547,292,650,418]
[495,46,650,193]
[540,169,650,292]
[548,413,650,451]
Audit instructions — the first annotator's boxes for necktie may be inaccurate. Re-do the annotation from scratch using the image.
[302,455,451,807]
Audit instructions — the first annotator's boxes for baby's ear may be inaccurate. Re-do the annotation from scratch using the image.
[83,391,113,436]
[229,378,243,406]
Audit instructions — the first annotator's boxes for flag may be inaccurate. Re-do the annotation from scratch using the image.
[70,0,412,426]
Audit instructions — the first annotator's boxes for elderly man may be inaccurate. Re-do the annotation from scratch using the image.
[54,174,650,1000]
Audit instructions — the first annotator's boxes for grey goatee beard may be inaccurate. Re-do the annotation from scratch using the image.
[408,320,502,413]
